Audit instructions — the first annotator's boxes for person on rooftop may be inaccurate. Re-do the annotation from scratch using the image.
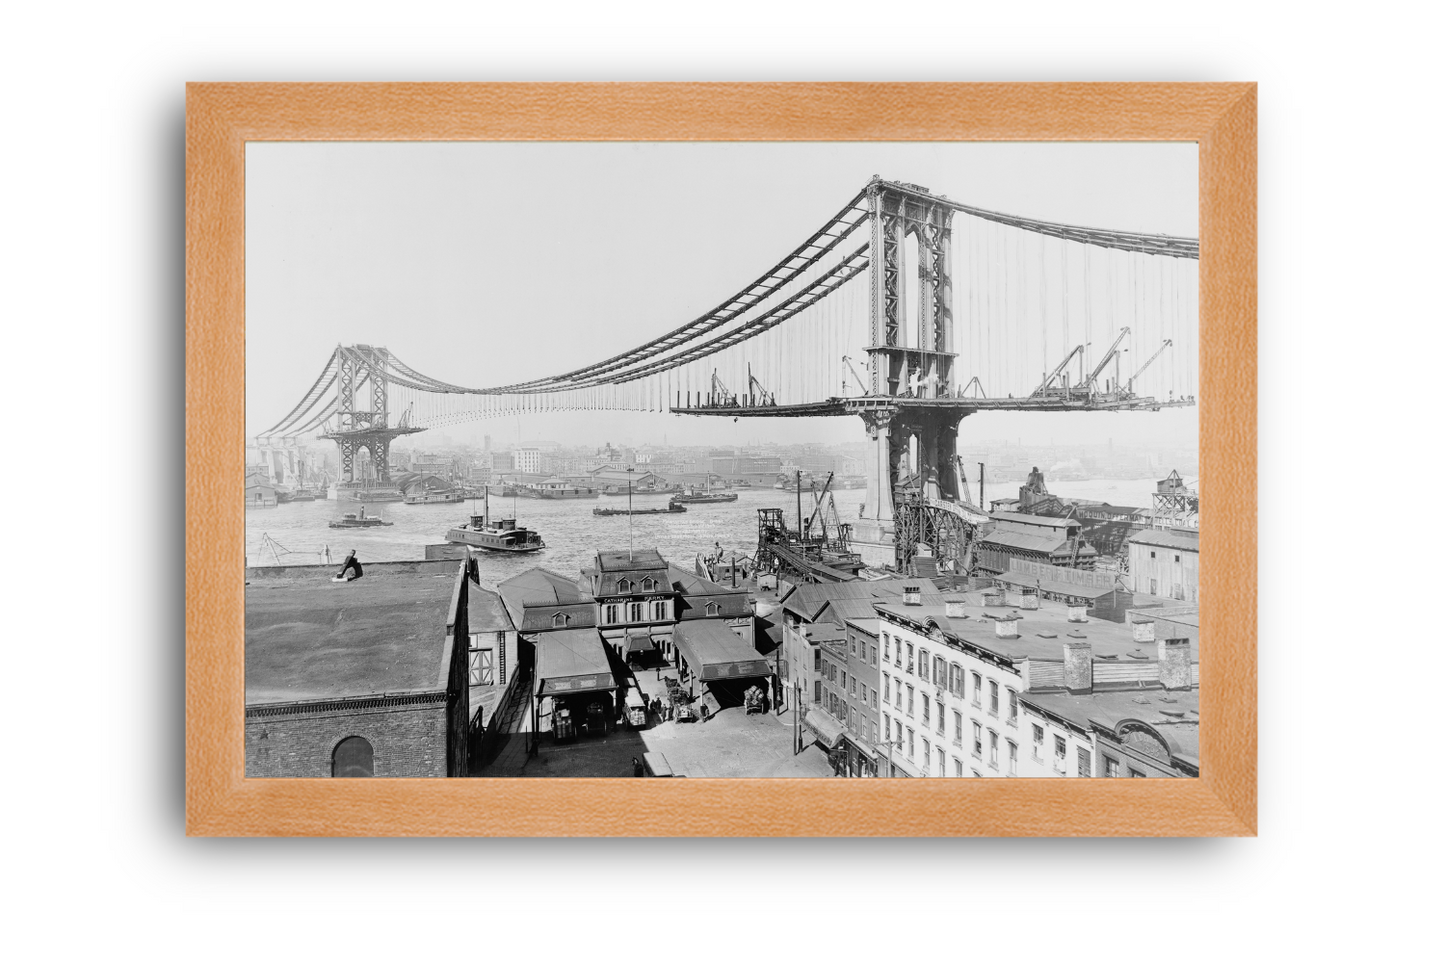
[335,550,363,583]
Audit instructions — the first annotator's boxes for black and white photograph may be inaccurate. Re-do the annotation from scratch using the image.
[244,142,1201,780]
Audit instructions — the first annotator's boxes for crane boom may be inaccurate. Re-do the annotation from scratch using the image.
[710,369,732,405]
[806,472,836,535]
[1084,327,1131,390]
[1126,339,1173,393]
[841,355,870,395]
[746,364,775,406]
[1033,344,1085,396]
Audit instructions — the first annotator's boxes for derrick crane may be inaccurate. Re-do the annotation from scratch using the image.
[841,355,871,396]
[746,364,775,406]
[1127,339,1173,394]
[1032,344,1086,398]
[805,473,836,539]
[710,369,734,406]
[1083,327,1130,394]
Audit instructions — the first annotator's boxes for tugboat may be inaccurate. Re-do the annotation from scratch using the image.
[329,506,393,528]
[444,489,545,553]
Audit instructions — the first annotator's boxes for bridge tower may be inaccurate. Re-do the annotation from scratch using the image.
[854,179,968,568]
[321,345,424,488]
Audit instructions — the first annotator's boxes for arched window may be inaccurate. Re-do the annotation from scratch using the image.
[617,579,632,593]
[641,578,656,592]
[705,603,720,617]
[552,613,569,628]
[332,736,374,778]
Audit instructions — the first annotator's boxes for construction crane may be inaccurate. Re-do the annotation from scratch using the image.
[746,364,775,406]
[1083,328,1130,394]
[710,369,733,406]
[1127,339,1173,394]
[805,473,836,539]
[841,355,871,396]
[1032,344,1086,397]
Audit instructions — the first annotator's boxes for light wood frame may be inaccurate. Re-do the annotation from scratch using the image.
[187,83,1256,836]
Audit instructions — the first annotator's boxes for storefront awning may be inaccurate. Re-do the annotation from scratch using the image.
[804,709,846,750]
[536,628,619,697]
[673,620,772,681]
[624,632,658,655]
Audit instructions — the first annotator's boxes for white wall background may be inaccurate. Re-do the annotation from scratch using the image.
[4,2,1435,960]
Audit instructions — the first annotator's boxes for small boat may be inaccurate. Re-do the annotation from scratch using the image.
[444,489,545,553]
[593,504,687,516]
[329,507,392,528]
[670,487,739,506]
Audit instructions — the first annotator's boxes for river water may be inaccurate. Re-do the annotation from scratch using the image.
[246,478,1167,580]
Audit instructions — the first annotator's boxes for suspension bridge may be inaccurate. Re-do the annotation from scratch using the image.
[257,176,1199,569]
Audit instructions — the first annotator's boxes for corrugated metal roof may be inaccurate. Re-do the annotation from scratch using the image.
[978,529,1071,554]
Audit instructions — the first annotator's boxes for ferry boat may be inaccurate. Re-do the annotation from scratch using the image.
[444,490,545,553]
[593,504,686,517]
[329,507,393,528]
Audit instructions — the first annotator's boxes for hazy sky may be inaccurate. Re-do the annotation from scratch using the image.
[246,141,1198,452]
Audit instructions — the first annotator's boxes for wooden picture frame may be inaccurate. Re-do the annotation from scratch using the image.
[187,82,1256,836]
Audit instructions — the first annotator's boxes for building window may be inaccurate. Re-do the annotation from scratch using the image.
[921,696,929,725]
[871,689,878,710]
[1032,724,1044,760]
[1130,768,1148,779]
[882,633,890,660]
[617,578,632,592]
[935,701,945,736]
[1077,748,1092,778]
[972,769,982,779]
[922,737,931,771]
[552,613,569,628]
[849,638,857,657]
[814,649,822,672]
[906,644,915,675]
[972,722,982,758]
[895,720,903,745]
[705,602,720,617]
[895,684,902,710]
[1150,551,1156,559]
[954,759,963,778]
[972,672,982,706]
[841,670,848,690]
[1007,688,1018,725]
[627,602,644,623]
[1104,756,1120,778]
[934,656,945,687]
[603,603,620,624]
[989,680,999,716]
[907,728,915,759]
[907,685,915,716]
[989,730,999,768]
[849,707,857,730]
[1054,736,1068,771]
[919,647,928,678]
[1174,555,1181,563]
[813,680,821,703]
[653,599,669,620]
[849,678,857,698]
[884,711,891,736]
[870,645,878,667]
[1007,740,1018,776]
[949,662,962,696]
[641,578,656,591]
[332,736,374,778]
[953,711,963,747]
[468,648,495,686]
[883,675,890,703]
[938,747,947,774]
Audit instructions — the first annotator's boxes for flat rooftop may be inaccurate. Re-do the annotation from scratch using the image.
[874,592,1198,665]
[246,560,460,705]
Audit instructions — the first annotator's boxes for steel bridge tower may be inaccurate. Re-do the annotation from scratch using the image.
[321,345,424,488]
[853,180,968,568]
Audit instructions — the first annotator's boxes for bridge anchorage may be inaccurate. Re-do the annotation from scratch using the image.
[262,176,1198,571]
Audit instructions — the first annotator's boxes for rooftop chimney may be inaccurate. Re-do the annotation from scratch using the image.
[1019,586,1040,611]
[994,614,1021,639]
[903,585,922,606]
[1067,602,1089,623]
[1158,638,1191,690]
[1132,618,1156,643]
[982,588,1005,607]
[944,598,966,618]
[1063,640,1093,694]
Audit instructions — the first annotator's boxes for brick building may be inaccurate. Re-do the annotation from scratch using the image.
[244,560,472,778]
